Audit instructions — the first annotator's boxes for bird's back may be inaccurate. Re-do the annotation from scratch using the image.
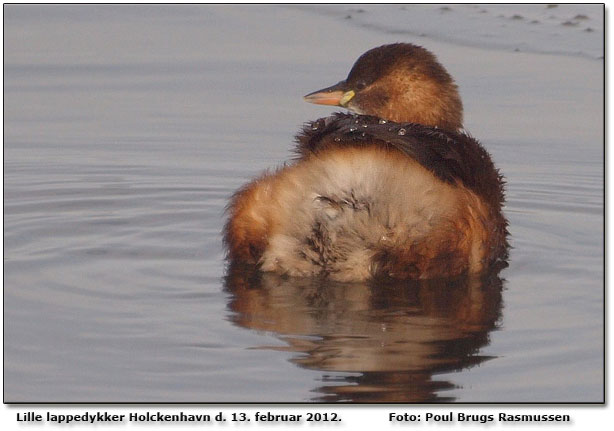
[225,114,508,281]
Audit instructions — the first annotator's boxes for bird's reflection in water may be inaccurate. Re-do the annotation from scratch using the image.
[224,265,506,402]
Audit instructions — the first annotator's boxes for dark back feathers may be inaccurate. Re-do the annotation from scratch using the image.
[295,113,505,214]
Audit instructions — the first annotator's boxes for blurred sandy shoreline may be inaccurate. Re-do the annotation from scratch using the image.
[293,4,603,59]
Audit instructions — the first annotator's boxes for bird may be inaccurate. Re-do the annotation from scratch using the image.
[224,43,508,282]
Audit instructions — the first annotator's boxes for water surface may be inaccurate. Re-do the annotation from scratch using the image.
[3,4,603,402]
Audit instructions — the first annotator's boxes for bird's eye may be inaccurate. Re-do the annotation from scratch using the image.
[355,81,367,90]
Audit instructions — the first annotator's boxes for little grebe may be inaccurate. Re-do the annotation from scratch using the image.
[224,43,508,282]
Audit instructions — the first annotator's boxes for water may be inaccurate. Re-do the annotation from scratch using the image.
[3,4,603,402]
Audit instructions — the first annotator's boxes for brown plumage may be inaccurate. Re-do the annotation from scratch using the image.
[224,43,508,281]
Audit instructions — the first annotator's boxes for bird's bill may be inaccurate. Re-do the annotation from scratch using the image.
[303,81,355,107]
